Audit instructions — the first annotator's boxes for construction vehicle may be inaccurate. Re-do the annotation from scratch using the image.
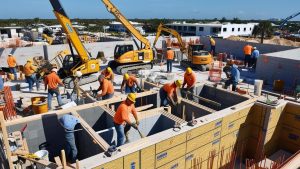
[49,0,100,88]
[101,0,154,74]
[153,23,213,71]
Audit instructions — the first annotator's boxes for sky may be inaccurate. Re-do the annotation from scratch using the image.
[0,0,300,20]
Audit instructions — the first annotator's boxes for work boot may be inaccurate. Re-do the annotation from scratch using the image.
[125,132,129,143]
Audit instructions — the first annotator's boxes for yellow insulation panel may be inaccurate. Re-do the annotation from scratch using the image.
[141,145,155,169]
[155,143,186,168]
[156,133,186,153]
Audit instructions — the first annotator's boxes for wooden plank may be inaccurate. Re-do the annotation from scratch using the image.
[182,98,216,114]
[61,150,67,169]
[55,156,62,166]
[135,104,154,112]
[0,111,14,169]
[71,111,110,150]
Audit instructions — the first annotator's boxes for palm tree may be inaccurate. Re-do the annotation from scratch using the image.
[255,21,274,43]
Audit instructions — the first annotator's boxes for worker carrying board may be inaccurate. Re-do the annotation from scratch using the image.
[96,75,114,100]
[182,67,196,100]
[113,93,139,146]
[121,73,142,94]
[160,80,182,107]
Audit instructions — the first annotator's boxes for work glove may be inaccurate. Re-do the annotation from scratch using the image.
[131,123,138,129]
[136,120,140,126]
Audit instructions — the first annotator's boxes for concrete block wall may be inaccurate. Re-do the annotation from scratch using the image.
[200,37,297,60]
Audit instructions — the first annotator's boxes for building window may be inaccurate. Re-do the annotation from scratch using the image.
[184,26,187,31]
[238,28,240,32]
[244,28,246,31]
[199,27,204,31]
[250,27,252,31]
[212,27,219,33]
[223,28,227,32]
[232,28,235,32]
[178,26,182,30]
[174,26,177,30]
[188,26,196,31]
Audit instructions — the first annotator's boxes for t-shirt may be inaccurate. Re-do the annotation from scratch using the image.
[113,101,137,125]
[7,56,17,68]
[184,72,196,88]
[244,45,253,55]
[210,38,216,46]
[59,114,80,131]
[163,83,177,97]
[126,76,137,87]
[44,72,62,89]
[23,63,36,76]
[252,50,260,59]
[166,50,174,60]
[100,79,114,96]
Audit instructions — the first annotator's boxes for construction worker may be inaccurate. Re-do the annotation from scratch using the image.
[209,36,216,56]
[121,73,141,94]
[7,54,18,80]
[251,47,260,70]
[44,68,64,110]
[24,59,40,92]
[97,75,114,100]
[71,71,82,102]
[0,68,3,91]
[101,67,114,82]
[59,114,80,163]
[113,93,139,146]
[243,44,253,68]
[182,67,196,100]
[166,47,174,73]
[160,80,182,107]
[224,64,240,91]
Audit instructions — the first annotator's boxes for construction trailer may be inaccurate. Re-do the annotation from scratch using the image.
[1,82,300,168]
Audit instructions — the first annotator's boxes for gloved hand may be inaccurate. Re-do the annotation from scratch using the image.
[131,123,138,129]
[136,120,140,125]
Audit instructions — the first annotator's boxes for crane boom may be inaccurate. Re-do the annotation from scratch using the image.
[279,12,300,30]
[102,0,151,49]
[153,23,185,52]
[49,0,90,62]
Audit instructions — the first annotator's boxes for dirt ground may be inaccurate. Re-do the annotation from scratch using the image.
[226,36,300,47]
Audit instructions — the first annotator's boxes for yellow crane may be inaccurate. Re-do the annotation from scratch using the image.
[49,0,100,88]
[102,0,154,74]
[154,23,213,71]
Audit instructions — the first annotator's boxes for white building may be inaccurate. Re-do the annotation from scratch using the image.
[165,22,258,38]
[109,21,145,35]
[0,26,23,38]
[49,24,86,33]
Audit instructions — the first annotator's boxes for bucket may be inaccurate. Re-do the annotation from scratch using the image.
[34,150,49,161]
[273,80,284,92]
[254,80,263,96]
[31,97,48,114]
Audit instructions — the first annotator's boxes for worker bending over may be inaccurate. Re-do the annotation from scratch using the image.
[7,54,18,80]
[121,73,141,94]
[113,93,139,146]
[24,59,40,92]
[224,64,240,91]
[59,114,80,163]
[160,80,182,107]
[101,67,114,82]
[44,68,64,110]
[182,67,196,100]
[97,75,114,100]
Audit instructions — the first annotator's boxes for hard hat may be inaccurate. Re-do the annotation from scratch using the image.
[27,59,33,63]
[124,73,129,80]
[107,67,112,73]
[175,80,182,87]
[75,71,82,78]
[253,47,257,50]
[127,93,136,103]
[8,54,12,56]
[51,68,58,73]
[186,67,193,74]
[167,47,172,49]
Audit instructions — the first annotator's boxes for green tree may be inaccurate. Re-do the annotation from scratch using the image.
[232,17,241,24]
[220,17,227,23]
[255,21,274,43]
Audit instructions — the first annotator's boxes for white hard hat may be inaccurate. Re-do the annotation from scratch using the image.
[51,68,58,73]
[253,47,257,50]
[8,54,12,56]
[75,71,82,78]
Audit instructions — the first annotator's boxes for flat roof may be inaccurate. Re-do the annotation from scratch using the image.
[265,48,300,60]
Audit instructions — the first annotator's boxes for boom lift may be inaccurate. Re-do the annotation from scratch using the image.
[102,0,154,74]
[153,23,213,71]
[49,0,100,88]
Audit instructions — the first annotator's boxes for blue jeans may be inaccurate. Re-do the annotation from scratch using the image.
[102,93,114,100]
[211,46,216,55]
[225,79,237,91]
[0,76,3,91]
[48,88,63,110]
[114,123,131,147]
[167,59,173,72]
[160,88,169,107]
[125,85,136,94]
[9,67,17,80]
[65,132,77,163]
[25,74,40,92]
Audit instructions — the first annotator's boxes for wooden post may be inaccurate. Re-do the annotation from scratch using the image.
[0,111,14,169]
[76,160,80,169]
[61,150,67,169]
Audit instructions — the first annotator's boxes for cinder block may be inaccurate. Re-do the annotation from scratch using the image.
[124,151,140,169]
[186,119,222,140]
[156,133,186,154]
[156,156,185,169]
[141,145,155,169]
[95,158,123,169]
[155,143,186,168]
[187,128,221,153]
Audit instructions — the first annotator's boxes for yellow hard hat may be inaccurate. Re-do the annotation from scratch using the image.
[107,67,112,73]
[186,67,193,74]
[175,80,182,87]
[27,59,33,63]
[124,73,129,80]
[127,93,136,103]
